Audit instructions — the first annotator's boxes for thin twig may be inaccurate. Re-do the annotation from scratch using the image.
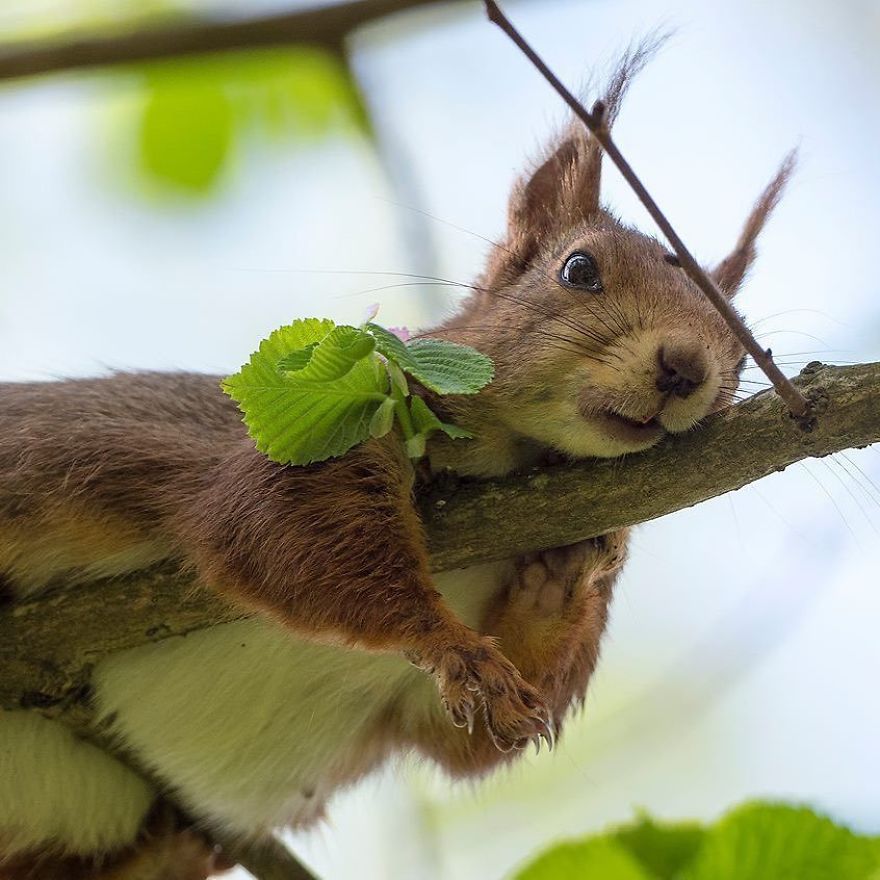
[483,0,812,420]
[0,0,460,82]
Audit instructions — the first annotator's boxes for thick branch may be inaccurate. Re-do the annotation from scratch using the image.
[0,0,461,82]
[2,362,878,716]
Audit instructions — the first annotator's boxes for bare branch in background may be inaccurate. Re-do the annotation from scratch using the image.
[0,0,463,82]
[483,0,812,419]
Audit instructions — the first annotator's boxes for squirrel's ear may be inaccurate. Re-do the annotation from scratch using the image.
[711,151,797,297]
[504,132,590,267]
[492,36,668,280]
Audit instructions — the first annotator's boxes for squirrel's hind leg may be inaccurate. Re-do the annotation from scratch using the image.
[487,530,629,729]
[180,437,550,752]
[411,531,628,774]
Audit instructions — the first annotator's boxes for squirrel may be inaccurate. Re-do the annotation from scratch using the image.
[0,44,792,880]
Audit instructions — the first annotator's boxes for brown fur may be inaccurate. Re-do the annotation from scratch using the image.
[0,43,793,878]
[0,803,229,880]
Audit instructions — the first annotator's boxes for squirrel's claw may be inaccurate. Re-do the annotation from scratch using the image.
[431,638,552,753]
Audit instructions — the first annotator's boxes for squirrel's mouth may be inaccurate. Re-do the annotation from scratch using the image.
[593,408,666,446]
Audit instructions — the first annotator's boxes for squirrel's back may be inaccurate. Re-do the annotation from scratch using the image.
[0,372,240,594]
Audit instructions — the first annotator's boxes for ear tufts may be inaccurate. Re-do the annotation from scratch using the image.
[712,149,798,296]
[600,29,674,126]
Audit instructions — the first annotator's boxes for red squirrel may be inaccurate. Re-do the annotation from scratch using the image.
[0,43,792,880]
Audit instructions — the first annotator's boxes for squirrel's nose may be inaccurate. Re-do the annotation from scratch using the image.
[656,344,708,399]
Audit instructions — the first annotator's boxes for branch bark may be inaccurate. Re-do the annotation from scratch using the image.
[2,361,878,718]
[0,0,463,83]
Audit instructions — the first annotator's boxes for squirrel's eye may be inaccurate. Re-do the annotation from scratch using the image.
[560,251,603,292]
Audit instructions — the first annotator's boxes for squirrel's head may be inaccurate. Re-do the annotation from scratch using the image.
[431,42,794,477]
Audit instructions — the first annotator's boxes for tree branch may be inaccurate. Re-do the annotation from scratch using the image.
[221,836,318,880]
[2,361,878,718]
[0,0,463,83]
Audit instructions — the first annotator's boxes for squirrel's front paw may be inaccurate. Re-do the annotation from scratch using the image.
[440,640,552,752]
[414,638,552,752]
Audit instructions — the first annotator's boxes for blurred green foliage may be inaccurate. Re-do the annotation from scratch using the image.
[615,815,705,878]
[135,48,368,194]
[4,1,370,196]
[514,802,880,879]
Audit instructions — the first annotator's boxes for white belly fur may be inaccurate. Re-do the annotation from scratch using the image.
[0,561,511,855]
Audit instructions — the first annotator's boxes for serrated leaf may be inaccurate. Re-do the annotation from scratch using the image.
[277,342,318,372]
[367,324,493,396]
[283,325,375,383]
[681,802,880,880]
[402,338,494,395]
[369,396,396,439]
[366,322,412,367]
[409,395,473,441]
[514,838,655,880]
[222,318,388,465]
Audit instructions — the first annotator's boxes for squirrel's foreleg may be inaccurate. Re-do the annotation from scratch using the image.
[177,436,550,752]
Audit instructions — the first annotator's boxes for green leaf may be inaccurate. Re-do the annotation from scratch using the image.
[367,325,493,395]
[409,395,442,434]
[366,322,412,366]
[276,342,318,373]
[369,397,396,439]
[281,326,375,383]
[387,360,410,398]
[222,318,388,465]
[405,434,427,459]
[409,395,473,441]
[514,838,656,880]
[437,421,474,440]
[614,814,705,879]
[401,338,494,395]
[681,802,880,880]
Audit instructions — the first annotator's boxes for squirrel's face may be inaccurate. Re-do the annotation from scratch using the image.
[472,219,748,458]
[431,48,792,472]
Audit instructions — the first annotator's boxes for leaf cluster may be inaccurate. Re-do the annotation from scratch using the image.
[222,316,494,465]
[514,802,880,880]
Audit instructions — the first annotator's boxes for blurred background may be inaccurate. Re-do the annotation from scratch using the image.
[1,0,879,877]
